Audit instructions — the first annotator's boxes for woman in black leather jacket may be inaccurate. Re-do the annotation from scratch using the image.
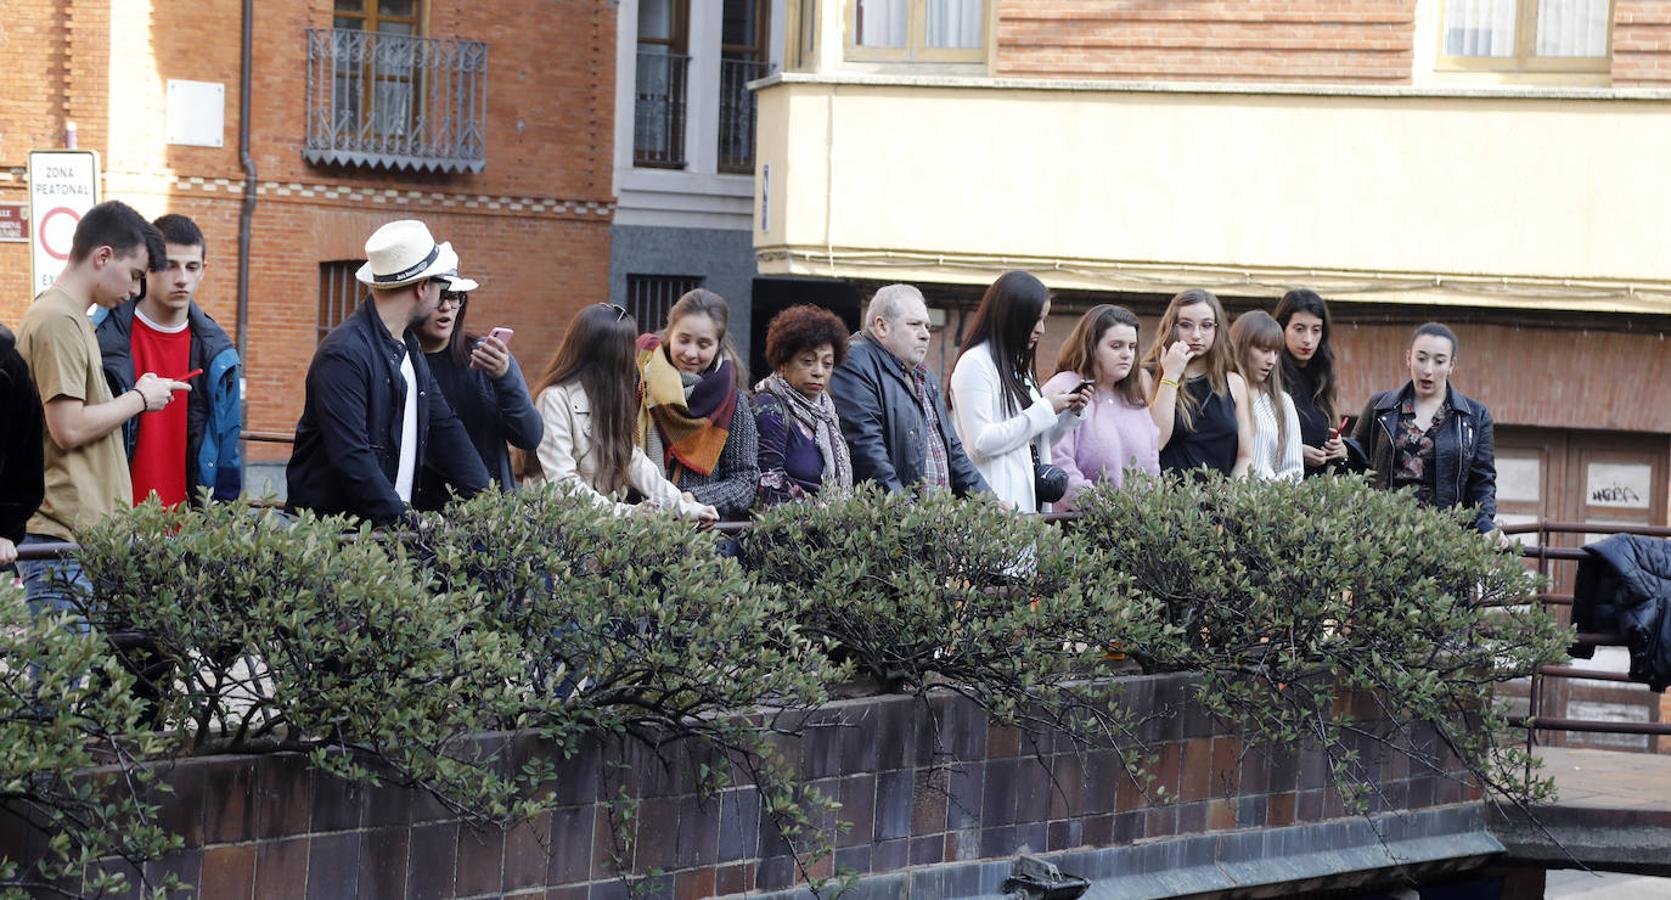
[1349,322,1499,535]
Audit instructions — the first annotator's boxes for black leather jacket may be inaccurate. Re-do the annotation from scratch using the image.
[829,333,989,497]
[1349,382,1497,533]
[286,300,488,525]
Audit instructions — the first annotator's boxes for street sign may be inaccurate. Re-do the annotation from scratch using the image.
[0,204,24,242]
[27,150,100,295]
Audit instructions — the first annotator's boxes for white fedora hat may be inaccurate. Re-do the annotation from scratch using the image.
[431,242,479,292]
[356,220,460,288]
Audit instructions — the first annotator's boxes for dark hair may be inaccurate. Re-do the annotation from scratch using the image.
[1411,322,1458,355]
[764,304,849,371]
[664,288,747,389]
[131,223,167,304]
[152,213,206,258]
[518,304,641,490]
[1054,304,1145,408]
[1272,288,1337,424]
[1230,310,1290,450]
[955,271,1050,414]
[69,201,152,266]
[444,291,475,368]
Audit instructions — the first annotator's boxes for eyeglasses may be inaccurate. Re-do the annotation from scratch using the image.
[597,302,629,322]
[439,291,469,310]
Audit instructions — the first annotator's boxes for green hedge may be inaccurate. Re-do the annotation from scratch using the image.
[3,474,1567,895]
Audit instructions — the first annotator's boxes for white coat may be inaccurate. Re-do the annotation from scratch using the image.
[529,381,710,519]
[949,343,1084,512]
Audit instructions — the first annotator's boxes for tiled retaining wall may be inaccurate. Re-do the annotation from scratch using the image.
[11,674,1485,898]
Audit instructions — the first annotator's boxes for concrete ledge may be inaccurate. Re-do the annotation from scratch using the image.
[1492,804,1671,876]
[754,804,1499,900]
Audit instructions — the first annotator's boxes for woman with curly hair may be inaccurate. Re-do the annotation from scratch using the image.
[753,304,855,506]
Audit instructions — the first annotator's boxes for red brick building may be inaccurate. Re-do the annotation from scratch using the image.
[0,0,617,485]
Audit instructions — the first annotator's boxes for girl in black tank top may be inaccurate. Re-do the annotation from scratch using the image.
[1142,290,1253,479]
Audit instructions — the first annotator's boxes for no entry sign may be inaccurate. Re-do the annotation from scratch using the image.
[27,150,100,295]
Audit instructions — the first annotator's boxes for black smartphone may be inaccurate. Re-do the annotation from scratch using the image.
[1075,379,1095,393]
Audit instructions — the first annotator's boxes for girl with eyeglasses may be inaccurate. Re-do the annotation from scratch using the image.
[1143,289,1253,479]
[517,304,717,523]
[411,277,543,510]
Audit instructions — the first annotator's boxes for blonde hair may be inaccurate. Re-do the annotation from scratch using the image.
[1143,289,1236,431]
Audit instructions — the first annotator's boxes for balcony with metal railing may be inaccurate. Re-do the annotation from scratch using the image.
[304,28,488,175]
[634,51,690,168]
[718,57,771,174]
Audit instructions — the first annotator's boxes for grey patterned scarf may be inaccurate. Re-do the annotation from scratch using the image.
[755,373,853,494]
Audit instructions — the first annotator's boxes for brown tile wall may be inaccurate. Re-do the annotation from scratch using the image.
[10,675,1482,899]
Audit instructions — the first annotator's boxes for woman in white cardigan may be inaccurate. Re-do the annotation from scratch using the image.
[518,303,717,523]
[1230,311,1305,482]
[950,271,1089,511]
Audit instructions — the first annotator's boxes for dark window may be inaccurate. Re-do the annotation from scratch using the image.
[635,0,691,168]
[318,260,365,344]
[719,0,772,174]
[626,274,704,331]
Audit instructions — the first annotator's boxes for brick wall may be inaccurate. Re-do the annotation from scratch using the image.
[3,676,1485,899]
[0,0,616,451]
[1613,1,1671,85]
[995,1,1418,84]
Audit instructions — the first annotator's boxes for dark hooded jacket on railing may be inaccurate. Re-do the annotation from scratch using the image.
[1573,533,1671,692]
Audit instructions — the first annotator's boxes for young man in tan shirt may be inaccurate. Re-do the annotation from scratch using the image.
[14,200,188,618]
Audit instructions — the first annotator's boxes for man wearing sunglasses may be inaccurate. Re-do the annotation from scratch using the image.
[286,220,489,526]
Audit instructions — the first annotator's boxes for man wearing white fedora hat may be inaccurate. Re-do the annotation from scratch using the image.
[286,220,489,525]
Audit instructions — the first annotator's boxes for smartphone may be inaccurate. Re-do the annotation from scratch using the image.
[1329,415,1350,440]
[487,326,514,346]
[1075,379,1095,394]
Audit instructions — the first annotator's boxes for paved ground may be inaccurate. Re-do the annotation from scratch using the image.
[1531,745,1671,896]
[1545,869,1671,898]
[1535,744,1671,812]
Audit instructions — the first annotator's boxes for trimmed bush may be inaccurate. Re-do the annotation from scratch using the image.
[0,580,176,897]
[745,484,1179,746]
[75,499,544,825]
[1072,472,1569,807]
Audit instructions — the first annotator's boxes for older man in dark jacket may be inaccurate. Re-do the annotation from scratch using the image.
[829,284,988,497]
[286,221,487,526]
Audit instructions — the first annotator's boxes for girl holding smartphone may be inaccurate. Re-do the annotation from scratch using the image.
[1273,288,1347,475]
[1041,304,1159,507]
[1144,289,1253,479]
[949,271,1089,512]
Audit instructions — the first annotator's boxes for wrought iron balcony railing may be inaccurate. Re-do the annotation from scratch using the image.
[718,58,772,174]
[305,28,488,175]
[634,51,691,168]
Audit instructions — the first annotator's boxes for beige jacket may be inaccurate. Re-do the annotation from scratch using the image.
[530,381,710,519]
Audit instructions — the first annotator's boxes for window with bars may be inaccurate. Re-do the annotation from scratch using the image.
[1440,0,1612,73]
[625,274,704,331]
[635,0,691,168]
[719,0,773,174]
[318,260,366,343]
